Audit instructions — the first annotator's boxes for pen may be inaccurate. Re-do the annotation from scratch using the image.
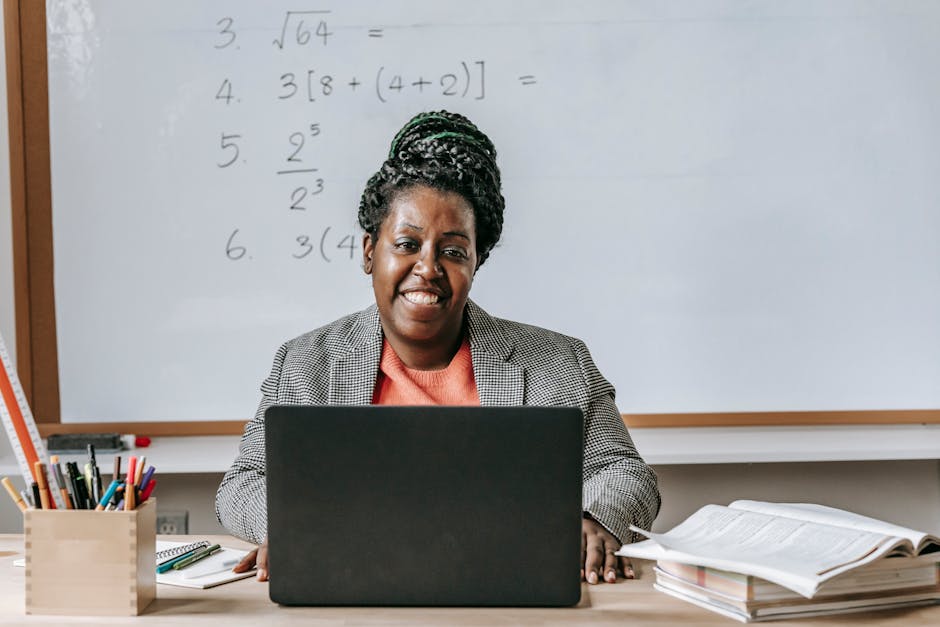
[66,463,84,509]
[157,548,201,573]
[30,481,41,510]
[95,479,120,511]
[71,462,91,509]
[139,466,155,492]
[84,461,99,505]
[50,461,73,509]
[135,455,146,485]
[182,558,241,579]
[171,544,221,571]
[1,477,27,512]
[140,479,156,503]
[113,455,122,483]
[90,445,103,504]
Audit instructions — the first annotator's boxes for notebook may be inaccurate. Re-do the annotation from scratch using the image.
[155,540,255,589]
[14,540,257,588]
[265,405,584,606]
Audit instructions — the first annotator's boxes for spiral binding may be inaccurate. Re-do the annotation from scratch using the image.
[156,540,210,564]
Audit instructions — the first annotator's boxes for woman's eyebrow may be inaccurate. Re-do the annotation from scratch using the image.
[443,231,471,241]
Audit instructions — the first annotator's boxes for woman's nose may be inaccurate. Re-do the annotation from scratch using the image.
[413,248,443,278]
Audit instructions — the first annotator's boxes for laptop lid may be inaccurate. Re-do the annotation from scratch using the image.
[265,405,584,606]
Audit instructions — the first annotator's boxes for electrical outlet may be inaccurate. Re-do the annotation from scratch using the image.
[156,510,189,535]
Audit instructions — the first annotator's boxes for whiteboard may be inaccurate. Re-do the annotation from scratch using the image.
[46,1,940,423]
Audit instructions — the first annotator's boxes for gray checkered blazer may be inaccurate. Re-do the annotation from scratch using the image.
[216,299,660,546]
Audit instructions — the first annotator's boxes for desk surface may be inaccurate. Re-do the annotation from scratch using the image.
[0,535,937,626]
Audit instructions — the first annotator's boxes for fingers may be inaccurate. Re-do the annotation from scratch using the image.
[256,540,269,581]
[583,534,604,584]
[582,517,628,584]
[603,547,618,583]
[620,556,635,580]
[232,548,258,574]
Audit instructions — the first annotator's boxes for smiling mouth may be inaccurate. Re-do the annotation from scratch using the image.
[401,291,442,305]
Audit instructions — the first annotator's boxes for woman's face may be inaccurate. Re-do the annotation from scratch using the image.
[363,185,478,348]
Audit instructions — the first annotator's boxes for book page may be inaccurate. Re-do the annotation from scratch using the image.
[627,505,906,597]
[730,501,939,553]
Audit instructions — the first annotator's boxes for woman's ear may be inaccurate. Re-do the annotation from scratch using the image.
[362,233,375,274]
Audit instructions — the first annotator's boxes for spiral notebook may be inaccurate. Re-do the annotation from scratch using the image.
[155,540,256,589]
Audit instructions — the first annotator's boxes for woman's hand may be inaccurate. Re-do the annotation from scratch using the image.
[233,537,269,581]
[581,517,634,584]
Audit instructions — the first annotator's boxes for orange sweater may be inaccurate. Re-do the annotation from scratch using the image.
[372,338,480,406]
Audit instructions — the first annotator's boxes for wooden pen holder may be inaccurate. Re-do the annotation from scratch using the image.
[24,499,156,615]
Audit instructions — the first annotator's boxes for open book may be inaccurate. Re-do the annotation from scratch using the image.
[617,500,940,599]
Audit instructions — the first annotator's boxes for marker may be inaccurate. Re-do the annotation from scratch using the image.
[34,462,51,510]
[126,457,137,490]
[135,455,146,485]
[52,463,73,509]
[140,479,156,503]
[83,462,97,504]
[172,544,221,571]
[182,558,241,579]
[124,456,137,511]
[1,477,27,512]
[95,479,120,511]
[156,548,201,573]
[139,466,155,492]
[67,462,88,509]
[88,444,103,504]
[113,455,122,483]
[30,481,41,509]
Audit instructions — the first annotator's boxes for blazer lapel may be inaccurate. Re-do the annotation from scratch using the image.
[328,306,383,405]
[466,300,525,406]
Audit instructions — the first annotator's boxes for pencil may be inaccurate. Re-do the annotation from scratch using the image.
[1,477,27,512]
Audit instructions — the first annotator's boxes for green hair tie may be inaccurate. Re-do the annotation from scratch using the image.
[388,114,481,158]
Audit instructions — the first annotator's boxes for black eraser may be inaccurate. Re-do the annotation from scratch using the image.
[46,433,124,453]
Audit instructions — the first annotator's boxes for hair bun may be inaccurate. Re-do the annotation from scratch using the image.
[389,111,496,163]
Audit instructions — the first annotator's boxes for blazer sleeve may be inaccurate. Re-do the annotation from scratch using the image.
[214,343,287,545]
[575,339,661,544]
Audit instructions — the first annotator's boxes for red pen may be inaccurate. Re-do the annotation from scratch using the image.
[140,479,156,503]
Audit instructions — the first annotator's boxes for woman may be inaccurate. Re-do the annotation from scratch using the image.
[216,110,660,585]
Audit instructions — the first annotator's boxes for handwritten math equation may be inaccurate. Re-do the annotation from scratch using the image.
[212,9,537,263]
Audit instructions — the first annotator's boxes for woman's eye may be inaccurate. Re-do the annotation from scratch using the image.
[443,248,468,259]
[394,239,418,250]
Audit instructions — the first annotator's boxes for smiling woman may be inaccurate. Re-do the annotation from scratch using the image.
[215,111,661,586]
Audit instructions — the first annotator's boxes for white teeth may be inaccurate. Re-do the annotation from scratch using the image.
[402,291,440,305]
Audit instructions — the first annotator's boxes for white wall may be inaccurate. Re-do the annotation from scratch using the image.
[0,9,937,539]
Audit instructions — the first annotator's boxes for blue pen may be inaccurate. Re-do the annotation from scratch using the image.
[95,480,120,511]
[157,548,200,573]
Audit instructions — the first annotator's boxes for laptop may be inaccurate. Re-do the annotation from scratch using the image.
[264,405,584,606]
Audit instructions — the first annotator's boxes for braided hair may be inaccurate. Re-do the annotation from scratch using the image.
[358,111,505,266]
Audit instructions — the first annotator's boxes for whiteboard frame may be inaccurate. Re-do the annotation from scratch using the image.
[5,1,938,436]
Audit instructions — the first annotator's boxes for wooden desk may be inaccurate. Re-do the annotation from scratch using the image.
[1,534,937,625]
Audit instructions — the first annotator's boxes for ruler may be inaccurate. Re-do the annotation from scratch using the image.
[0,331,64,508]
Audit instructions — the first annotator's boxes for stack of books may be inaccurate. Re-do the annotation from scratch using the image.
[617,500,940,622]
